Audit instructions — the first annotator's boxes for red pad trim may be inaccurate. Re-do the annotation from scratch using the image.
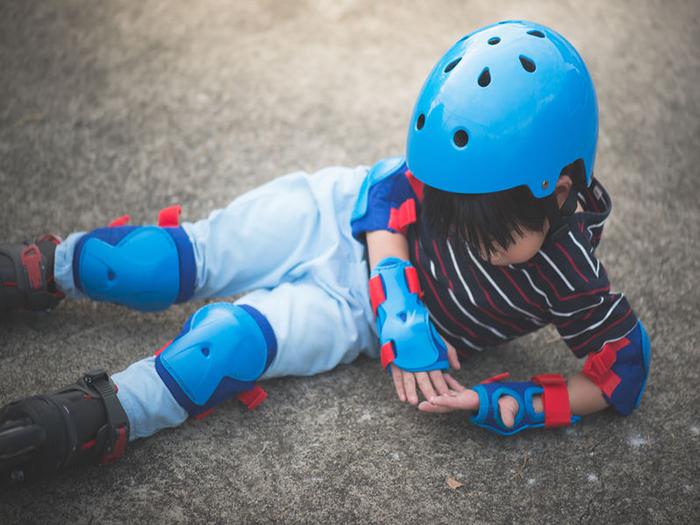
[388,198,417,234]
[158,205,182,227]
[404,170,424,201]
[238,386,267,410]
[582,337,629,398]
[37,234,62,246]
[195,408,215,420]
[531,374,571,428]
[81,438,97,450]
[100,426,128,465]
[368,275,386,315]
[380,341,396,369]
[20,244,42,290]
[153,339,173,357]
[108,214,131,227]
[404,266,421,296]
[480,372,510,384]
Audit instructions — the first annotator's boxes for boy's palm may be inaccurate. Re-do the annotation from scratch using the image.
[417,374,521,429]
[389,338,461,405]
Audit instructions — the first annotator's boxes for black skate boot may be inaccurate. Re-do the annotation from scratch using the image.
[0,370,129,487]
[0,235,64,315]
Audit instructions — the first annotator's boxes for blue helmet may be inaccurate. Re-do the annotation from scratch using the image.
[406,20,598,197]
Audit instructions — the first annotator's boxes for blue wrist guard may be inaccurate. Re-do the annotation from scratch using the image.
[369,257,448,372]
[470,374,580,436]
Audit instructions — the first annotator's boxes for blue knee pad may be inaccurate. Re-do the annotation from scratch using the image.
[155,303,277,416]
[73,225,196,311]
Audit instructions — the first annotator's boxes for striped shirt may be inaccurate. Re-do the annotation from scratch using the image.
[351,158,639,360]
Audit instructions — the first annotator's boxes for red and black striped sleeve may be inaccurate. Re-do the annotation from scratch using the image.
[534,229,639,358]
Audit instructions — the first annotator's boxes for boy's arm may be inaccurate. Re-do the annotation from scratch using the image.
[421,317,650,436]
[366,229,409,268]
[420,248,651,435]
[351,157,460,404]
[366,229,461,404]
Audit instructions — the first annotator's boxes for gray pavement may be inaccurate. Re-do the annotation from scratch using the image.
[0,0,699,523]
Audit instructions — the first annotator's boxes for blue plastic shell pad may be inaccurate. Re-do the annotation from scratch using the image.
[350,156,406,224]
[470,381,581,436]
[372,257,448,372]
[155,303,277,416]
[73,225,196,312]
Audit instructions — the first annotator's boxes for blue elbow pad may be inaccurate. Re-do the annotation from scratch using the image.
[582,321,652,416]
[351,156,406,226]
[155,303,277,416]
[350,157,423,239]
[73,224,195,311]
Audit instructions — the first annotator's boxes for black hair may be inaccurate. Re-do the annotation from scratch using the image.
[422,183,559,258]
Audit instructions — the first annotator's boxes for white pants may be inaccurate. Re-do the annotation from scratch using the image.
[54,166,378,439]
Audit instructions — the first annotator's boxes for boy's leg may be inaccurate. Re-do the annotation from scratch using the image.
[50,168,365,311]
[0,276,375,485]
[114,278,375,441]
[0,299,277,486]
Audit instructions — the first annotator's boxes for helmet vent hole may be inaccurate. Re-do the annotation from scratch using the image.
[488,37,501,45]
[519,55,536,72]
[527,30,545,38]
[416,114,425,130]
[477,67,491,87]
[453,129,469,148]
[444,57,462,73]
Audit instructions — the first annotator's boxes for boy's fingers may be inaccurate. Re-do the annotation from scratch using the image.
[446,342,461,370]
[498,396,519,428]
[429,370,449,396]
[418,401,453,413]
[390,366,406,402]
[403,371,419,405]
[443,374,467,392]
[415,372,436,402]
[431,389,480,410]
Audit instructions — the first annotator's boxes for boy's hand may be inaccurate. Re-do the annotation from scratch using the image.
[417,374,521,428]
[390,339,461,405]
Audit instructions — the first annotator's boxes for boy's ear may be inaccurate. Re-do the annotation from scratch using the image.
[554,175,574,209]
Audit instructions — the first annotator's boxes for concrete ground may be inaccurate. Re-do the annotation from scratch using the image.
[0,0,698,523]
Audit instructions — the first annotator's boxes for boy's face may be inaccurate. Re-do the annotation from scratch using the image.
[479,175,577,266]
[479,222,549,266]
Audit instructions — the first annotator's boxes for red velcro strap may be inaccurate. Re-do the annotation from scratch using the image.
[153,339,173,357]
[387,198,417,234]
[194,408,215,421]
[238,386,267,410]
[368,275,386,315]
[404,265,421,296]
[582,338,628,397]
[380,341,396,369]
[81,438,97,451]
[108,214,131,227]
[158,205,182,227]
[531,374,571,428]
[100,426,128,465]
[20,244,43,290]
[480,372,510,384]
[37,233,62,246]
[404,170,424,201]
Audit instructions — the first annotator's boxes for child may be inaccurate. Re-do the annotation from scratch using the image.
[0,20,650,486]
